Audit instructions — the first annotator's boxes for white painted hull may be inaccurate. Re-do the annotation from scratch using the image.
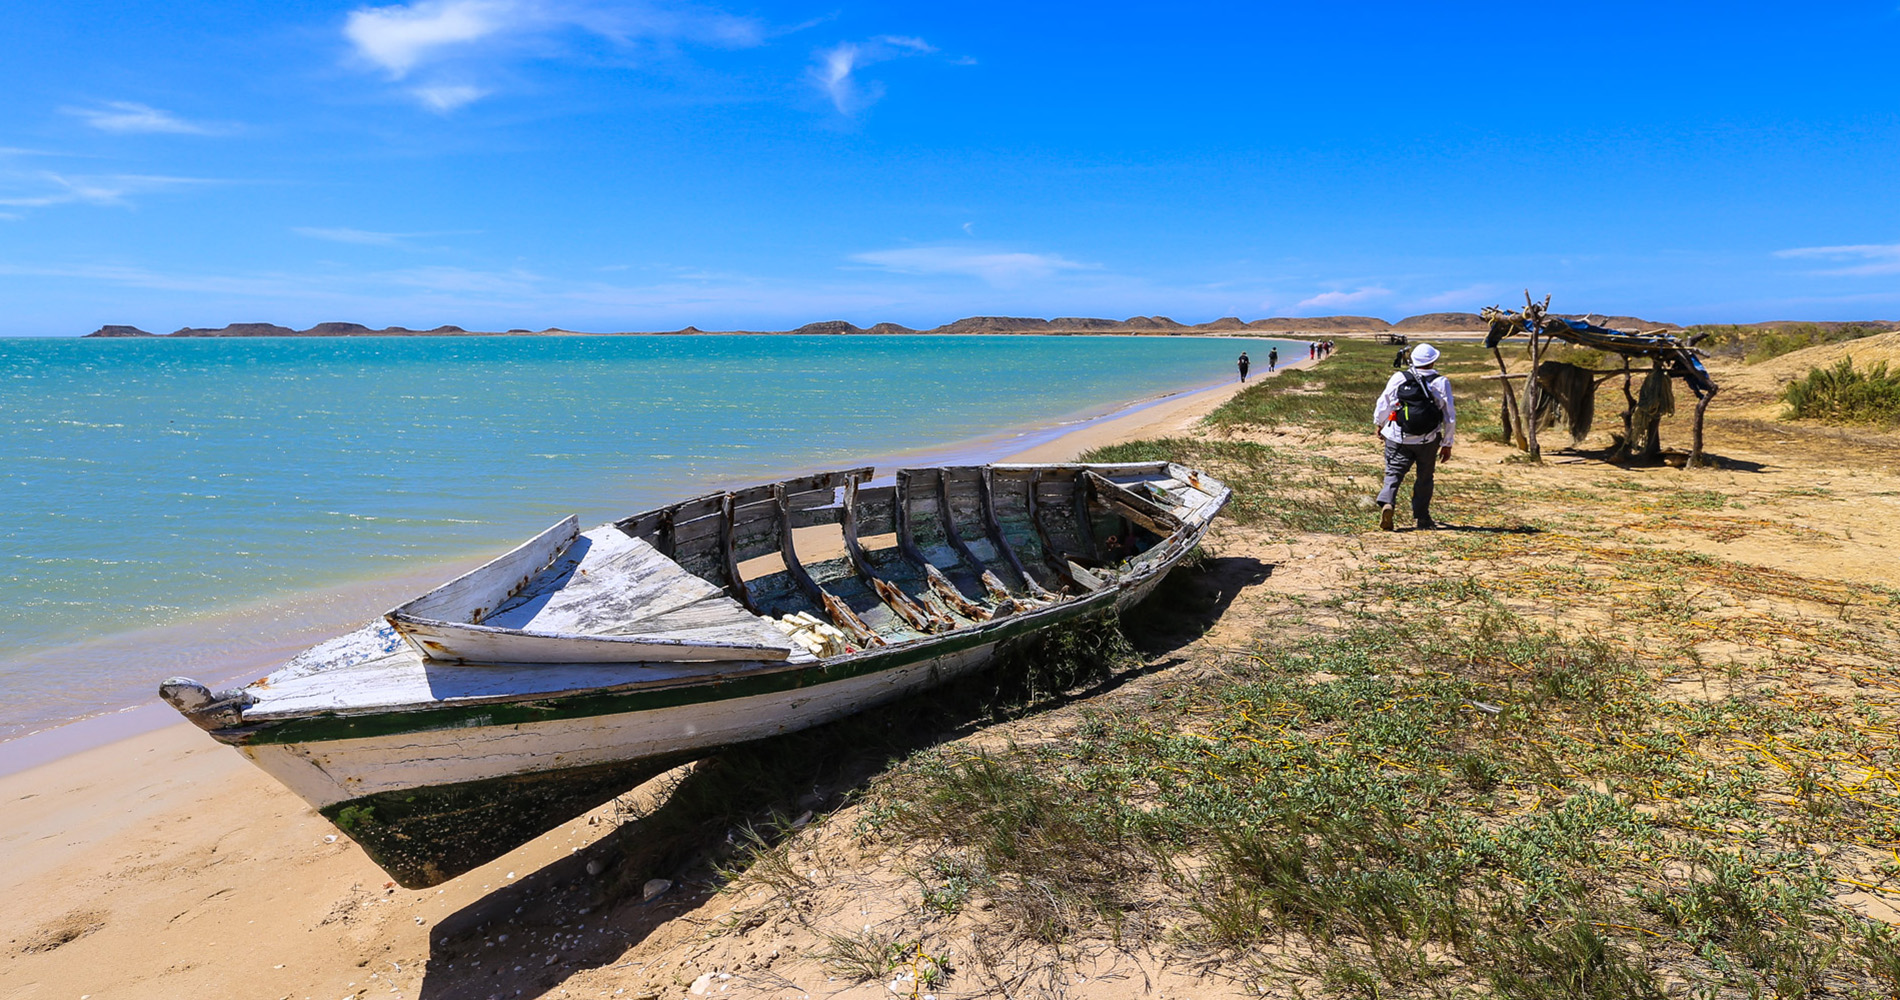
[243,638,1001,812]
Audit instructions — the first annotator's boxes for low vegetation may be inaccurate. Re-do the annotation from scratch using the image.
[1690,323,1895,365]
[1204,339,1503,437]
[618,340,1900,998]
[835,357,1900,996]
[1783,357,1900,427]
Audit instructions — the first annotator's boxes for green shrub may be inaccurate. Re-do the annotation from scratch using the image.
[1691,322,1892,364]
[1781,357,1900,426]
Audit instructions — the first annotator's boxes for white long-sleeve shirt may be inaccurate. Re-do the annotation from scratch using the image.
[1373,367,1456,447]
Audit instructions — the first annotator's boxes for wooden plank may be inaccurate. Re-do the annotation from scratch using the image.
[389,516,580,626]
[482,528,725,631]
[789,505,846,529]
[1025,471,1081,591]
[381,620,793,664]
[1072,472,1101,560]
[1083,471,1185,536]
[936,468,1014,604]
[855,485,896,535]
[671,510,726,546]
[895,469,992,621]
[776,484,884,647]
[842,479,948,634]
[980,467,1057,601]
[730,496,779,524]
[730,517,783,562]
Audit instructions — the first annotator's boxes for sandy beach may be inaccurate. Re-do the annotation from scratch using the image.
[0,359,1308,1000]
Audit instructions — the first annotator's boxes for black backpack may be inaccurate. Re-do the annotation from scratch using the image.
[1393,371,1443,435]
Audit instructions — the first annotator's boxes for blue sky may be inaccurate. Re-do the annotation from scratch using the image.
[3,1,1897,335]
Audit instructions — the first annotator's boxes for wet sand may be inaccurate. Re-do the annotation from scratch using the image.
[0,358,1312,1000]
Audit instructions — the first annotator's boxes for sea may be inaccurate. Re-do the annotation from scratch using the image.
[0,333,1292,745]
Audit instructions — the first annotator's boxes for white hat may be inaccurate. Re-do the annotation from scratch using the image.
[1410,343,1441,366]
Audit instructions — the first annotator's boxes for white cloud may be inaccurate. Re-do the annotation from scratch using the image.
[0,172,212,210]
[62,102,217,135]
[1775,242,1900,276]
[343,0,766,111]
[413,83,488,112]
[1295,286,1390,311]
[345,0,512,78]
[850,246,1092,286]
[810,35,935,114]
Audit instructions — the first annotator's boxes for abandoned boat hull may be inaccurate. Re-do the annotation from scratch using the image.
[162,461,1227,888]
[250,606,1072,887]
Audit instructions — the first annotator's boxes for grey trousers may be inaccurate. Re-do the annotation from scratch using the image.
[1376,438,1439,521]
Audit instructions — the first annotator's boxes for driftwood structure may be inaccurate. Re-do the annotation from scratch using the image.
[1481,294,1719,468]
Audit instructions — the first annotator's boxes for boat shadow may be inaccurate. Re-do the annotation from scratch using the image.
[414,553,1272,1000]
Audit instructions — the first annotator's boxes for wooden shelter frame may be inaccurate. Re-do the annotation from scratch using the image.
[1480,292,1719,469]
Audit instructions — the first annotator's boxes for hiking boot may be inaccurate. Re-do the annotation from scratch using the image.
[1416,517,1439,530]
[1379,504,1394,531]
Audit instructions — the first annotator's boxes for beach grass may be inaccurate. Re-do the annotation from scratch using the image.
[829,345,1900,996]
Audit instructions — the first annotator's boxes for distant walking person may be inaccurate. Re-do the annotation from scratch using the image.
[1373,343,1456,531]
[1237,352,1251,382]
[1267,347,1278,372]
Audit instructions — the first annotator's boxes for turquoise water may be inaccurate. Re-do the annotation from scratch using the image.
[0,334,1286,739]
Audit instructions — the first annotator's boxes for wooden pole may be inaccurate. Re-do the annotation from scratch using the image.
[1492,346,1528,451]
[1687,384,1717,469]
[1641,360,1665,462]
[1522,327,1544,461]
[1615,355,1635,462]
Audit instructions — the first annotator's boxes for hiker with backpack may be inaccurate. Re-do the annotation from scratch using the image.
[1373,342,1456,531]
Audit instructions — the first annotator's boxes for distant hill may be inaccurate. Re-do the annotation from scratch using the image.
[792,321,870,335]
[118,322,473,338]
[83,312,1868,340]
[170,322,299,337]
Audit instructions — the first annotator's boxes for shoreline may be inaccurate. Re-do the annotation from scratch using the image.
[0,352,1308,1000]
[0,352,1304,776]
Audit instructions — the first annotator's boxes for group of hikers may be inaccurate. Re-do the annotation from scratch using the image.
[1233,338,1455,531]
[1233,339,1336,383]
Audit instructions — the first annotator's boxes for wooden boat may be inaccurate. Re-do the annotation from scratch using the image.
[159,461,1229,888]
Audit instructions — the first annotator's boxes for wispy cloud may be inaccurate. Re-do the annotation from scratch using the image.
[1775,242,1900,276]
[293,226,407,247]
[343,0,765,112]
[810,35,938,114]
[1295,286,1390,311]
[0,171,213,210]
[62,102,219,135]
[413,83,488,111]
[850,246,1092,286]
